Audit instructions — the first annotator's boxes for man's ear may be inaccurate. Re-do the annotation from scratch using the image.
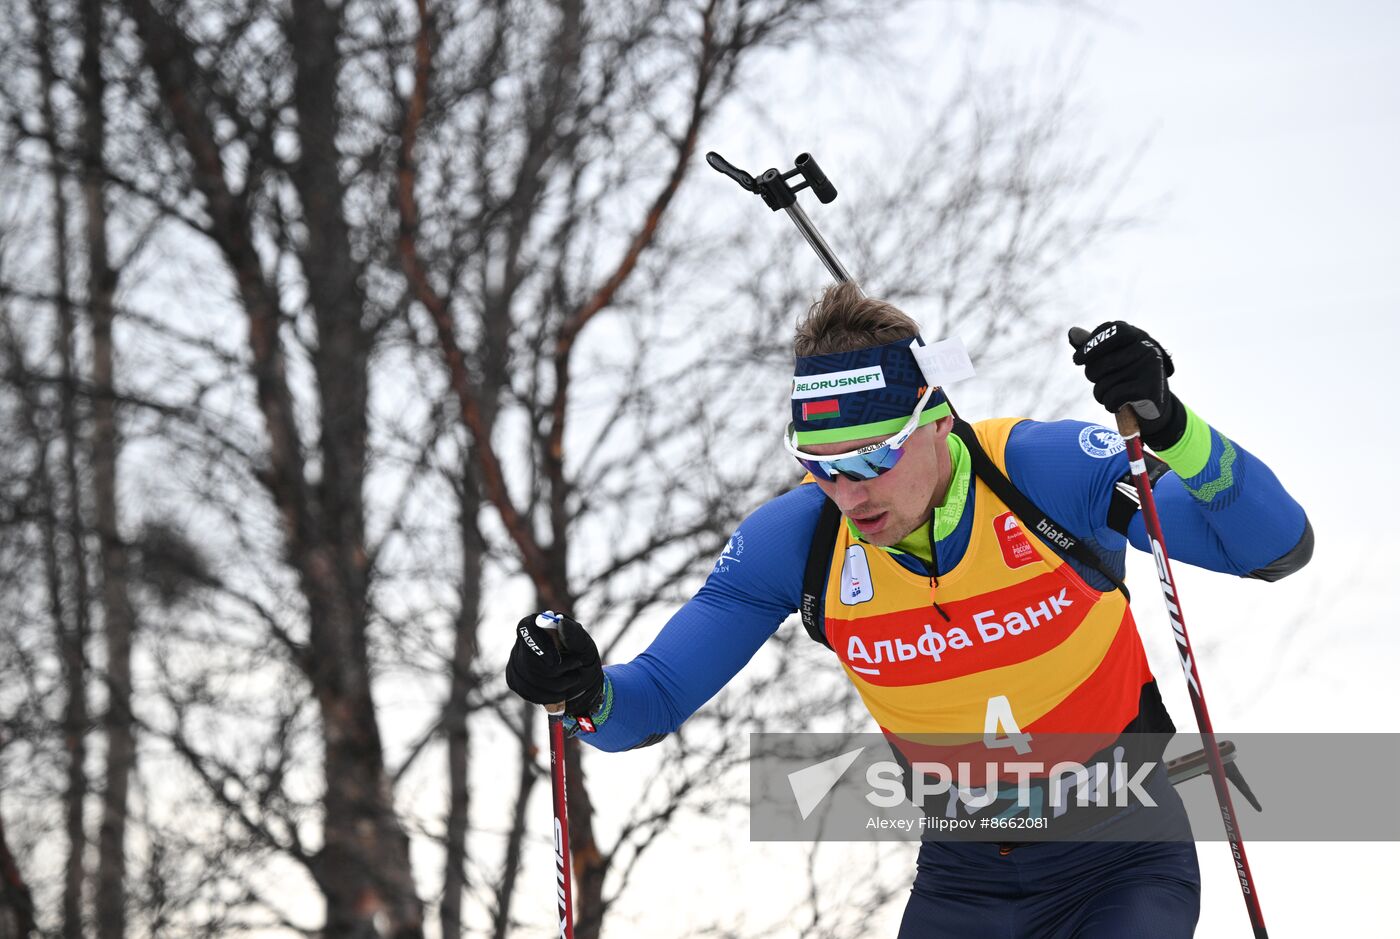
[931,414,955,440]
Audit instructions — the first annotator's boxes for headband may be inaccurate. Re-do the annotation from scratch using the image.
[790,335,974,445]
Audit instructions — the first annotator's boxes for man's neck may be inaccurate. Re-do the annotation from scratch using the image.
[877,434,971,563]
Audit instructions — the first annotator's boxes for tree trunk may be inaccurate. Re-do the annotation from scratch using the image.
[79,0,137,934]
[0,811,37,939]
[440,480,482,939]
[282,0,424,932]
[313,635,422,936]
[118,0,429,923]
[29,0,94,931]
[55,237,94,939]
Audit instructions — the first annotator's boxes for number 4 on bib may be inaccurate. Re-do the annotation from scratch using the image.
[983,695,1032,754]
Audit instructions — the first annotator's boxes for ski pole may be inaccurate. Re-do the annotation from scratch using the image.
[1164,739,1263,813]
[534,612,575,939]
[1112,405,1269,939]
[1165,738,1238,784]
[707,149,975,419]
[706,151,860,289]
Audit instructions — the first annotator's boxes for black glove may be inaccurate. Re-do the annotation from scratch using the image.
[1068,321,1187,450]
[505,611,604,715]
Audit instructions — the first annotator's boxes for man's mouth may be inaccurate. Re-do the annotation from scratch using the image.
[850,510,888,535]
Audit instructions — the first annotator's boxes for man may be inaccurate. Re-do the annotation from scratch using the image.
[507,283,1312,937]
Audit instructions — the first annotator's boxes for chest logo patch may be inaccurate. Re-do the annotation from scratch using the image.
[840,545,875,605]
[994,512,1038,570]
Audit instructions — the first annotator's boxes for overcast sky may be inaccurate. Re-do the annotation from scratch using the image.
[564,4,1400,936]
[1026,5,1399,930]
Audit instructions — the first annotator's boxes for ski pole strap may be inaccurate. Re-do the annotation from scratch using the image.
[951,421,1131,602]
[1107,455,1172,535]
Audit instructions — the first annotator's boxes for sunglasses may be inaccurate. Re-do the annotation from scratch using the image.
[785,384,938,482]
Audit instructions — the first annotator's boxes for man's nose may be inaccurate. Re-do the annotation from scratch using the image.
[830,473,867,506]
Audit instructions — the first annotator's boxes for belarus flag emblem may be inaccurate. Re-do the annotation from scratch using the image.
[802,399,841,421]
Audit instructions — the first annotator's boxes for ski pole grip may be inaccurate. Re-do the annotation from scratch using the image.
[534,612,568,715]
[1115,405,1141,440]
[795,152,837,203]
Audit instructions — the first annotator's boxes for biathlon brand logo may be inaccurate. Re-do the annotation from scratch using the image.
[803,398,841,421]
[792,366,886,400]
[994,512,1037,570]
[1078,425,1126,459]
[840,545,875,605]
[1035,519,1076,551]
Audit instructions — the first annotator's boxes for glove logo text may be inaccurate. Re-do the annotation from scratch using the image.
[1082,323,1117,352]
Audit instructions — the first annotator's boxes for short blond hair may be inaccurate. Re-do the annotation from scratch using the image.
[793,282,921,356]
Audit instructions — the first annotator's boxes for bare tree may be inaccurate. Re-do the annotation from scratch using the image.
[0,274,68,939]
[75,0,142,932]
[21,2,96,933]
[0,1,1136,936]
[110,0,427,931]
[393,2,910,934]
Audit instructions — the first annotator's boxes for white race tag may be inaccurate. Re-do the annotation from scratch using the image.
[909,336,976,386]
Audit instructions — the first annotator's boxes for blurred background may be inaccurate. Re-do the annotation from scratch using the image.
[0,0,1394,936]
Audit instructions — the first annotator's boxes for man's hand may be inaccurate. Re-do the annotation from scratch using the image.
[1068,321,1187,450]
[505,612,605,716]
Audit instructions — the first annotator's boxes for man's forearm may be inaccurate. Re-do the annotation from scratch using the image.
[1135,404,1311,577]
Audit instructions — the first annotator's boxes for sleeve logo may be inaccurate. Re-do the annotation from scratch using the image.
[1078,425,1126,459]
[712,531,745,575]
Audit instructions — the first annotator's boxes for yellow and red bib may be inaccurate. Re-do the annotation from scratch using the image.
[820,418,1172,771]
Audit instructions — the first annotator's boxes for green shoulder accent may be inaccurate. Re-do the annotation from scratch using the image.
[594,674,614,725]
[1183,436,1238,503]
[932,431,971,541]
[1155,403,1211,478]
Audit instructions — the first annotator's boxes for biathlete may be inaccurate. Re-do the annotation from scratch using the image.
[506,283,1312,938]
